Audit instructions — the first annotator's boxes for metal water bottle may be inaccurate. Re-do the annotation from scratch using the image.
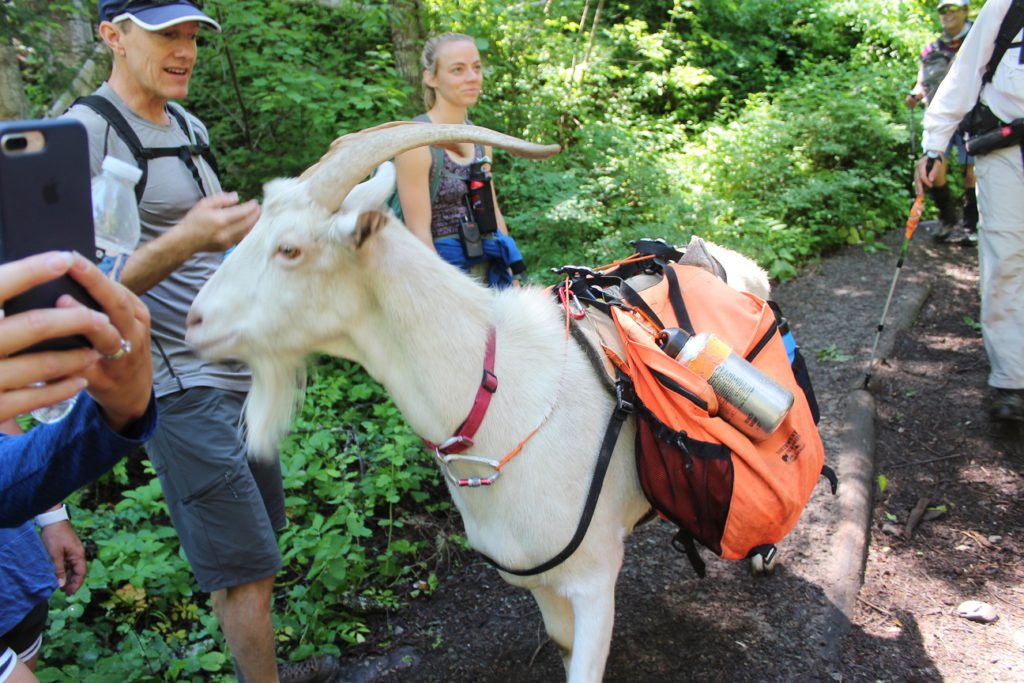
[658,328,794,441]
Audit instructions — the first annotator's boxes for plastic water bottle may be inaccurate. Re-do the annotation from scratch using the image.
[658,328,794,441]
[31,157,141,424]
[92,155,142,281]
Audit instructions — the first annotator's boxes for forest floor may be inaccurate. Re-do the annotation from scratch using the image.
[333,224,1024,682]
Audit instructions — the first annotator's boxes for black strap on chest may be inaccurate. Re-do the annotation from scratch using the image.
[72,95,220,203]
[476,376,634,577]
[983,0,1024,85]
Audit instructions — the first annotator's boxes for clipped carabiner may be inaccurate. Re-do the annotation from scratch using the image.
[558,284,587,320]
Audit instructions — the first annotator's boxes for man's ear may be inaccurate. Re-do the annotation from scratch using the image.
[98,21,125,56]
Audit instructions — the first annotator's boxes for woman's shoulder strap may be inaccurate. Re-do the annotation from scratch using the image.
[408,114,445,202]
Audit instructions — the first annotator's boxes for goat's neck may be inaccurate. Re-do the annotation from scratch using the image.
[331,242,496,444]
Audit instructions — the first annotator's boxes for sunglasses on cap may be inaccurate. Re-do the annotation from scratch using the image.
[938,5,964,14]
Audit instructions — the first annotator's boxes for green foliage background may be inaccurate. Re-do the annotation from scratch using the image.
[5,0,965,679]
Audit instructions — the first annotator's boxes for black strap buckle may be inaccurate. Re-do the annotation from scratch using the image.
[550,264,600,279]
[614,381,634,417]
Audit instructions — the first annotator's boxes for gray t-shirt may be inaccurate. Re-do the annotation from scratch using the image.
[65,83,251,397]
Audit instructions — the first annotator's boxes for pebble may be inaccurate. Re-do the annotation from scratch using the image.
[956,600,998,623]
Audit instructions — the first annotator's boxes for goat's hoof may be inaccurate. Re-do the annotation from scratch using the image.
[749,545,778,575]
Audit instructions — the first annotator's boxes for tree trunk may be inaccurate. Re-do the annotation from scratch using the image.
[387,0,426,96]
[0,44,29,120]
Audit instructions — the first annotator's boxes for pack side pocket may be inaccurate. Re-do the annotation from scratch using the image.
[635,405,735,557]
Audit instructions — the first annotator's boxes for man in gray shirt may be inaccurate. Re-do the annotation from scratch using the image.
[65,3,339,681]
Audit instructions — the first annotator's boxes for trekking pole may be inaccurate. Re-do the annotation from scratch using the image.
[908,107,920,195]
[863,193,925,389]
[909,108,917,162]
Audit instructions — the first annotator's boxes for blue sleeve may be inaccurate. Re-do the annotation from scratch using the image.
[0,393,158,527]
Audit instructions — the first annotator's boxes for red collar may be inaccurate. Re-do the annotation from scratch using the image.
[423,327,498,455]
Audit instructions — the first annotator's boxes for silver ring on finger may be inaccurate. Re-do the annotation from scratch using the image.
[104,338,132,362]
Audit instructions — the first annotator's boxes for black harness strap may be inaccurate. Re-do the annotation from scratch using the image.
[663,264,694,335]
[984,0,1024,85]
[620,280,665,330]
[74,95,148,203]
[73,95,219,202]
[671,531,707,578]
[478,377,634,577]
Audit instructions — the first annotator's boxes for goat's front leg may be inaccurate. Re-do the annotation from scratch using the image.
[531,585,574,675]
[531,577,617,683]
[563,575,618,683]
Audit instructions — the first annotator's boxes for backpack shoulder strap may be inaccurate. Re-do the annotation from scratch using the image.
[166,102,200,142]
[72,95,148,202]
[410,114,445,205]
[165,102,220,194]
[983,0,1024,84]
[428,146,445,204]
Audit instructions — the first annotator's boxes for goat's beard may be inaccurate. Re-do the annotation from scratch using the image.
[242,355,307,461]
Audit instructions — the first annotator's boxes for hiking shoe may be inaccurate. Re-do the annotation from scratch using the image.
[989,389,1024,422]
[943,226,977,246]
[932,222,958,242]
[278,654,340,683]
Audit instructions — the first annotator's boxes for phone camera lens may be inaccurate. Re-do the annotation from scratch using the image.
[2,135,28,153]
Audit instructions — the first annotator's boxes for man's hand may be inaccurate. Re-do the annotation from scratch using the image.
[905,92,923,109]
[119,192,261,295]
[180,192,261,253]
[40,517,87,594]
[915,152,947,195]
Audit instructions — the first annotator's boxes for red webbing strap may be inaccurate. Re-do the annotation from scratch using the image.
[424,327,498,455]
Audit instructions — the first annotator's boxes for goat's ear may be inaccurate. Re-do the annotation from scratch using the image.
[341,162,396,213]
[680,235,728,282]
[354,210,388,248]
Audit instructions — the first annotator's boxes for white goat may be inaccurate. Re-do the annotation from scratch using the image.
[187,122,769,683]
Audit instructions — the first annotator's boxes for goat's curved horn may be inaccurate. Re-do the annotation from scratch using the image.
[301,121,561,211]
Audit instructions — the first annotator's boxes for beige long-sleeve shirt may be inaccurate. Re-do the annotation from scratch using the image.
[922,0,1024,152]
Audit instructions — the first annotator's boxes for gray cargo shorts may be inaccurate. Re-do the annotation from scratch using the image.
[147,387,286,592]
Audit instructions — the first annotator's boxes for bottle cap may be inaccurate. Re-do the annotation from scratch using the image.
[100,155,143,185]
[656,328,691,358]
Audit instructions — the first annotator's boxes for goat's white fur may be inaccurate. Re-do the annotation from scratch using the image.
[188,162,769,682]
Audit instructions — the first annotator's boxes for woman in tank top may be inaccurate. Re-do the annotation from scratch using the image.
[394,33,523,287]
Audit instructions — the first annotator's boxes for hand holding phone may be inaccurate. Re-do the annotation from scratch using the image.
[0,118,99,353]
[0,251,153,427]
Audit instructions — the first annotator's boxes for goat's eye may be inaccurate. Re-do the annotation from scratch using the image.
[276,244,301,260]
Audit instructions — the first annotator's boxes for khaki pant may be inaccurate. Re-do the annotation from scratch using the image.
[974,144,1024,389]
